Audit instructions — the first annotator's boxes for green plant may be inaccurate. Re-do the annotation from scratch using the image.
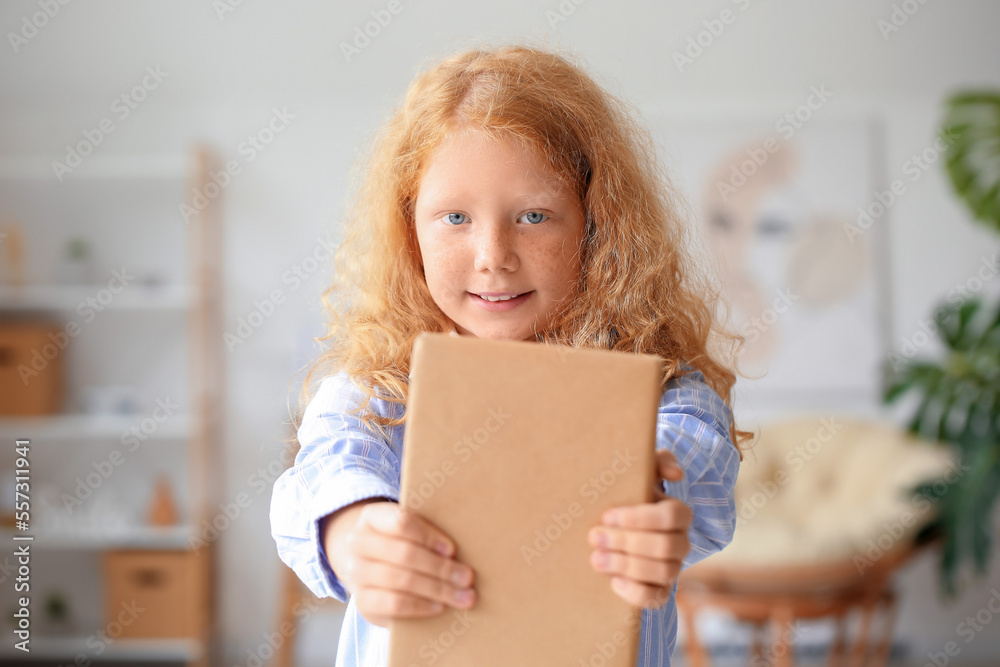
[883,90,1000,597]
[884,298,1000,596]
[942,91,1000,232]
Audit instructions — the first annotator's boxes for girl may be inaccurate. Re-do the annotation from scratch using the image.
[270,41,751,667]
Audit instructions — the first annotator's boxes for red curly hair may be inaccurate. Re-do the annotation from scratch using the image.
[290,40,753,459]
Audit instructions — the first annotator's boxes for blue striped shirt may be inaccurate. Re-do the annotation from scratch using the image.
[269,355,740,666]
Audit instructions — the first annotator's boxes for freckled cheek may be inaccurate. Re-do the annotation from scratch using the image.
[424,244,469,302]
[530,241,581,296]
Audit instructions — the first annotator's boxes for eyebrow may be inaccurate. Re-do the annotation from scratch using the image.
[418,191,561,206]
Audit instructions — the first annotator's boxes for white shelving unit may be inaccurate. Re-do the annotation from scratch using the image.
[0,147,223,666]
[0,412,193,441]
[0,284,192,311]
[0,525,195,550]
[0,637,203,663]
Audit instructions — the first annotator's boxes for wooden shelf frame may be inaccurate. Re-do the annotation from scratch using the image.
[0,144,225,667]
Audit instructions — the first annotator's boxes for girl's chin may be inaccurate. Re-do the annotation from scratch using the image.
[455,322,533,341]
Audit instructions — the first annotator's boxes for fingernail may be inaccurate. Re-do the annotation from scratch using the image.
[435,541,453,556]
[451,568,469,586]
[591,530,608,547]
[429,601,443,612]
[593,550,609,569]
[453,588,473,604]
[603,511,619,526]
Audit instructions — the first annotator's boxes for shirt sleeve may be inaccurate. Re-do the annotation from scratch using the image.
[269,370,402,602]
[655,364,741,571]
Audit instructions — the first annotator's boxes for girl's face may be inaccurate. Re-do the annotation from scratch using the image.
[413,128,586,341]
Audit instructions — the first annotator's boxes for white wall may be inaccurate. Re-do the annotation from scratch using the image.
[3,0,1000,664]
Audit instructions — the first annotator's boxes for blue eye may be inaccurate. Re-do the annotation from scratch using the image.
[444,213,467,225]
[520,211,547,225]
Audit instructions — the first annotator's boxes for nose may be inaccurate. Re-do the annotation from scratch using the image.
[473,220,519,273]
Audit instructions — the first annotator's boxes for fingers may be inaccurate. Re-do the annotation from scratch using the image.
[588,496,691,609]
[609,576,674,610]
[602,498,692,532]
[587,525,689,562]
[350,529,475,589]
[655,449,684,482]
[351,559,476,610]
[348,503,477,626]
[589,547,682,588]
[356,588,445,623]
[357,502,458,557]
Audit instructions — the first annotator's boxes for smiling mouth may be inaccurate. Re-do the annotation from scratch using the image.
[474,292,530,302]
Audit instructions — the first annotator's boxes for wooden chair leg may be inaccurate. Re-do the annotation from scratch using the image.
[848,598,877,667]
[769,606,796,667]
[826,613,847,667]
[679,601,710,667]
[871,589,898,667]
[275,567,302,667]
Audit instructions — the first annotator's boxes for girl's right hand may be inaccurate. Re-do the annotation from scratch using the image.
[323,500,477,628]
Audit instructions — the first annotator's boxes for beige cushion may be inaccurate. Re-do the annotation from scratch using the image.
[710,416,959,566]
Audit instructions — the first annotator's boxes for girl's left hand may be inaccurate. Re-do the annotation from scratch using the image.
[587,449,692,609]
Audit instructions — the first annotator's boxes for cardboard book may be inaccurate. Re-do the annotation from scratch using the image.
[388,332,663,667]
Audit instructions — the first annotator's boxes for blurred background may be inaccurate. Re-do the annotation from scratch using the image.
[1,1,999,666]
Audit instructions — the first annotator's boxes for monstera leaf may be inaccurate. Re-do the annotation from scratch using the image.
[943,91,1000,233]
[884,296,1000,596]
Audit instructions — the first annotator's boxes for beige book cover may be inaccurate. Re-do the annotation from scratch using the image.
[388,332,662,667]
